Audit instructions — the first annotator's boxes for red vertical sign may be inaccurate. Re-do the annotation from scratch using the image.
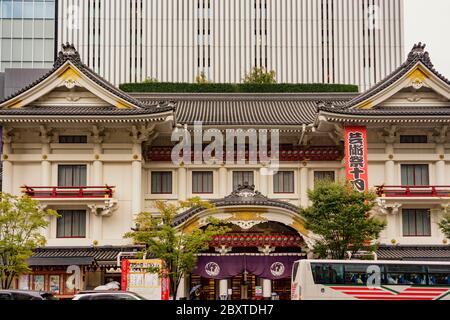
[345,126,369,192]
[121,259,129,291]
[161,268,170,300]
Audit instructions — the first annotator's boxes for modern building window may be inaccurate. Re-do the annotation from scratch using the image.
[314,171,336,183]
[151,172,173,194]
[59,135,88,144]
[56,210,86,238]
[58,165,87,187]
[400,135,428,144]
[232,171,254,190]
[192,171,213,194]
[402,209,431,237]
[1,0,56,71]
[401,164,429,186]
[273,171,294,193]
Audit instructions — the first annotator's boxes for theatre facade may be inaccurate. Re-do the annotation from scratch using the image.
[0,43,449,299]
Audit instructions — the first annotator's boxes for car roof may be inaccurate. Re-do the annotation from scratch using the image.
[76,290,136,294]
[0,290,51,296]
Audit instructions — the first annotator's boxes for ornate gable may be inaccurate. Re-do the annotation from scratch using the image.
[347,43,450,110]
[317,43,450,123]
[0,44,174,122]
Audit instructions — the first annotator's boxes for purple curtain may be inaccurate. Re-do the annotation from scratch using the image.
[192,255,303,280]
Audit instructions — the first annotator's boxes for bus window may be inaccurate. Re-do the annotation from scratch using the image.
[385,264,427,285]
[343,264,379,285]
[427,266,450,286]
[311,263,344,284]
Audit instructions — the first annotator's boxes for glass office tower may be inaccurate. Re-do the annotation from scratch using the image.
[0,0,56,71]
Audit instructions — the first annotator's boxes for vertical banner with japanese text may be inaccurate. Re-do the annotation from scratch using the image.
[345,126,369,192]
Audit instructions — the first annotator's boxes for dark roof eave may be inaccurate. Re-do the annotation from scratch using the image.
[0,111,174,123]
[318,110,450,122]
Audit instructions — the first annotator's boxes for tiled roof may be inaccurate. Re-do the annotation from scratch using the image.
[0,43,174,115]
[134,93,356,125]
[29,246,145,267]
[377,245,450,261]
[318,106,450,117]
[343,43,450,109]
[0,104,174,116]
[173,183,301,227]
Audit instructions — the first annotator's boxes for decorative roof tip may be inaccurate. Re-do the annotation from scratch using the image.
[54,42,81,67]
[406,42,433,68]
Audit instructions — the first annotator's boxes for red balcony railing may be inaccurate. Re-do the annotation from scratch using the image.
[375,185,450,198]
[22,186,115,199]
[146,145,343,162]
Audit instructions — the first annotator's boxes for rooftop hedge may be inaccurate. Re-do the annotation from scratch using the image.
[119,82,359,93]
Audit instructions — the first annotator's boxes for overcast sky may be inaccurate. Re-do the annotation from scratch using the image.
[404,0,450,77]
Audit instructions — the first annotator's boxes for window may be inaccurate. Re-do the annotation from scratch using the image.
[400,135,428,144]
[402,209,431,237]
[343,264,378,285]
[401,164,429,186]
[273,171,294,193]
[192,171,213,194]
[0,293,11,300]
[314,171,336,183]
[11,293,37,301]
[427,265,450,286]
[59,135,88,144]
[58,165,87,187]
[57,210,86,238]
[151,172,172,194]
[232,171,254,190]
[311,263,344,284]
[385,264,427,285]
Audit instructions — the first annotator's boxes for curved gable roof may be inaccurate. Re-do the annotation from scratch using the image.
[0,43,174,117]
[173,183,301,227]
[342,43,450,109]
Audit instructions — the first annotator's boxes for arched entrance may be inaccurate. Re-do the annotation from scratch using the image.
[174,184,314,300]
[190,221,306,300]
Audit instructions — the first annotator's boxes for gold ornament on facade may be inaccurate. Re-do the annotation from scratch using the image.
[389,154,394,160]
[391,239,397,245]
[133,154,139,160]
[440,154,445,160]
[2,155,8,160]
[95,154,100,160]
[42,155,48,160]
[302,161,307,167]
[443,239,448,245]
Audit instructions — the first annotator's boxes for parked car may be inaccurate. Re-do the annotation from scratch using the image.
[0,290,58,300]
[72,290,146,300]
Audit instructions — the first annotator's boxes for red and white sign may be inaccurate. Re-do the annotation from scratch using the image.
[121,259,170,300]
[344,126,369,192]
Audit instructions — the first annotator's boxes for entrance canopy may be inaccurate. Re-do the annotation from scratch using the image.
[192,254,304,280]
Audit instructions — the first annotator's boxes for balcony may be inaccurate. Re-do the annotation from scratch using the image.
[375,185,450,198]
[22,186,115,199]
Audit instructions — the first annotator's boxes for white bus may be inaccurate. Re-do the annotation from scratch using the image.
[291,259,450,300]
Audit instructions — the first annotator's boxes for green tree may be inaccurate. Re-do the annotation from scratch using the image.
[124,198,230,300]
[0,193,58,289]
[243,67,277,84]
[195,72,210,84]
[300,181,386,260]
[439,214,450,239]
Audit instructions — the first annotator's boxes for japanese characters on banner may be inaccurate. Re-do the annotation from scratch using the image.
[344,126,369,192]
[121,259,169,300]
